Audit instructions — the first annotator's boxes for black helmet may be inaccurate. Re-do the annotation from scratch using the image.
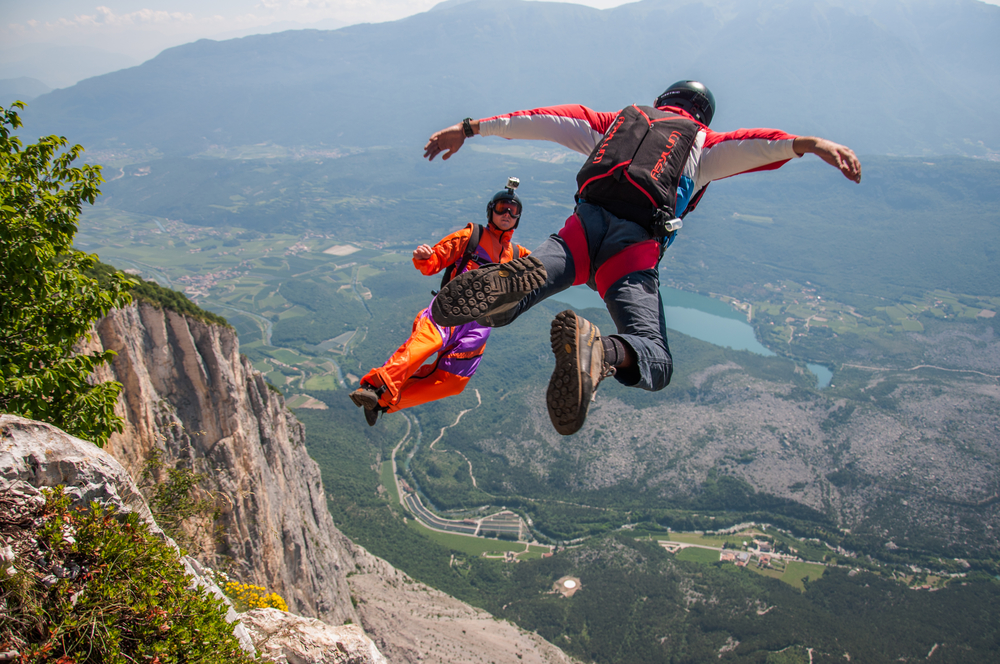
[654,80,716,126]
[486,176,522,229]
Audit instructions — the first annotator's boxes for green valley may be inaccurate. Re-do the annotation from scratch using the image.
[77,147,1000,662]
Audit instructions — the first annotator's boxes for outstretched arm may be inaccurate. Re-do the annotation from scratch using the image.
[424,120,479,161]
[792,137,862,183]
[424,106,617,161]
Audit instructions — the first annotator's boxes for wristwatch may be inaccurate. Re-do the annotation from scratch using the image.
[462,117,474,138]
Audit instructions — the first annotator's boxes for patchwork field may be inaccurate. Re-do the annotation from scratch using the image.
[79,207,396,395]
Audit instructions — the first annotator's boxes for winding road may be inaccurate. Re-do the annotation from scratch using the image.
[389,394,523,536]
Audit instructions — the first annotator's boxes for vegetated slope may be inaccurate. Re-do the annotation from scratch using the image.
[408,292,998,562]
[22,0,1000,157]
[489,534,1000,664]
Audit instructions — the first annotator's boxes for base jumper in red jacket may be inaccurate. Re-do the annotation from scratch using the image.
[349,179,535,426]
[423,81,862,436]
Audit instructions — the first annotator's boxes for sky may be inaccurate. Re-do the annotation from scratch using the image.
[0,0,634,62]
[4,0,1000,87]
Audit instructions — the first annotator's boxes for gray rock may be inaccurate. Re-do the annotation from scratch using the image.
[241,608,387,664]
[0,416,254,654]
[0,415,159,531]
[86,303,360,625]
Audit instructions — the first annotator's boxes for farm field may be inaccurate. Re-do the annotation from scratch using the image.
[751,280,999,364]
[675,547,720,564]
[77,207,395,398]
[778,561,827,590]
[409,519,545,558]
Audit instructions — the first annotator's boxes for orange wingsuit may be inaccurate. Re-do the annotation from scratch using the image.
[360,222,529,412]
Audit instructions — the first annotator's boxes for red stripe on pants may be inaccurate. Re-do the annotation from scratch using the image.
[594,240,659,298]
[557,214,591,286]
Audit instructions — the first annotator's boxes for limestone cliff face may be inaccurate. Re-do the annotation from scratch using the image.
[85,302,575,664]
[87,302,359,625]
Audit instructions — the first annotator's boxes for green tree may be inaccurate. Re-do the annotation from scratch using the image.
[0,102,133,446]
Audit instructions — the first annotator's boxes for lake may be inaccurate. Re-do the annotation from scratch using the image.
[550,285,833,389]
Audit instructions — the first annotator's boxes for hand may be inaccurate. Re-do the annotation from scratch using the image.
[423,123,467,161]
[413,244,434,260]
[793,137,862,183]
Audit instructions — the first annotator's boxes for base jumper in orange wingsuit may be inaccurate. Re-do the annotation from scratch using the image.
[349,178,533,426]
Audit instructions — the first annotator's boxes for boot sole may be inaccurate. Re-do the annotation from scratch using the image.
[350,389,380,410]
[431,255,546,326]
[546,310,594,436]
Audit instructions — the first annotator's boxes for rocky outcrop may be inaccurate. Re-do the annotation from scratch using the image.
[0,414,157,531]
[346,547,573,664]
[0,414,255,654]
[86,303,359,625]
[0,414,387,661]
[242,609,388,664]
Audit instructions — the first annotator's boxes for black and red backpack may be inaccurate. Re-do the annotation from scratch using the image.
[575,105,707,238]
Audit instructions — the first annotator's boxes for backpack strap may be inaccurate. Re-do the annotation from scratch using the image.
[438,224,484,292]
[658,184,710,253]
[680,184,709,219]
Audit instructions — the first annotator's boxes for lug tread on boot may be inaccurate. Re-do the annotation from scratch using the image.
[432,255,546,326]
[546,310,603,436]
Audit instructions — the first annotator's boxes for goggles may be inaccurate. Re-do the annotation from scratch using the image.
[493,200,521,218]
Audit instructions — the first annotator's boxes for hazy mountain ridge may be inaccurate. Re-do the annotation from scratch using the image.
[0,77,51,103]
[20,0,1000,157]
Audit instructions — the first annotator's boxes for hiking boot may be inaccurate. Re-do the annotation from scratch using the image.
[350,386,380,410]
[350,386,382,427]
[431,255,546,326]
[546,310,613,436]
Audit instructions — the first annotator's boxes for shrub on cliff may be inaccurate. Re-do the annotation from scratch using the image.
[0,488,259,663]
[86,261,231,329]
[0,103,133,447]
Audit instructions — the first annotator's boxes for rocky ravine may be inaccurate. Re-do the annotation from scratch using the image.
[83,302,572,664]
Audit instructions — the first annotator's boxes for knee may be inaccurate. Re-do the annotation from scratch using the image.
[650,361,673,391]
[440,375,471,399]
[645,351,673,392]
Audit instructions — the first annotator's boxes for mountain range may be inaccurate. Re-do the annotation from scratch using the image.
[18,0,1000,158]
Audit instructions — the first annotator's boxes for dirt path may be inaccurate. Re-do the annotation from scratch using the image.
[841,362,1000,380]
[429,389,481,449]
[390,413,414,507]
[428,389,483,487]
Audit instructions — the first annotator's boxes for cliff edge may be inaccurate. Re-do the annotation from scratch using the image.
[82,302,573,664]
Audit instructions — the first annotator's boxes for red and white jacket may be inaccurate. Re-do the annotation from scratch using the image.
[479,104,801,215]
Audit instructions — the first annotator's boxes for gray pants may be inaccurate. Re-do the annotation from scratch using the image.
[493,202,673,391]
